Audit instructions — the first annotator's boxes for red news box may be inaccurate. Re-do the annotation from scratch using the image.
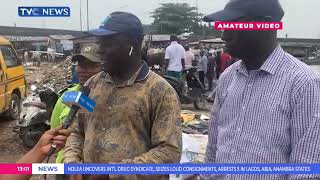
[0,164,32,174]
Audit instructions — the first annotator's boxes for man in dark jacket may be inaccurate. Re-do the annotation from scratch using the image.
[207,53,216,91]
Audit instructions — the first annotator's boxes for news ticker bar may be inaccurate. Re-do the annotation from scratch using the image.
[1,164,320,175]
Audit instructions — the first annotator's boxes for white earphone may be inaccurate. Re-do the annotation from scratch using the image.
[129,46,133,56]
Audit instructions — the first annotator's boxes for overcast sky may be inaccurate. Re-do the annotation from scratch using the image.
[1,0,319,38]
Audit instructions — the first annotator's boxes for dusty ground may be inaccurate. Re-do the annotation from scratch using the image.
[0,61,71,162]
[0,61,67,180]
[0,114,55,179]
[0,116,29,162]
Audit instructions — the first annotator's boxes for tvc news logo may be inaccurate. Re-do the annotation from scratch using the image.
[214,22,283,31]
[18,7,70,17]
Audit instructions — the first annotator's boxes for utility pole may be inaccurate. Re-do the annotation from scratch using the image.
[80,0,83,31]
[86,0,89,31]
[14,23,17,41]
[41,20,46,28]
[196,0,199,14]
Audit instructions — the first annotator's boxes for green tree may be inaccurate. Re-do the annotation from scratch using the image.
[151,3,202,34]
[150,3,222,37]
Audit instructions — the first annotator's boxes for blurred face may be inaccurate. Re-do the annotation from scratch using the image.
[98,34,133,74]
[75,56,102,85]
[222,16,274,60]
[222,30,264,60]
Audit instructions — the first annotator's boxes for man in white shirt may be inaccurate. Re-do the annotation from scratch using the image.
[165,35,186,79]
[23,50,29,63]
[185,46,195,68]
[47,47,55,62]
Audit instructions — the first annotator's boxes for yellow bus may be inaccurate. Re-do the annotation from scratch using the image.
[0,36,26,119]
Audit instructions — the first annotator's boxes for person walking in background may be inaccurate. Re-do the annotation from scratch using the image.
[219,49,232,75]
[198,50,208,88]
[23,49,29,64]
[165,35,186,79]
[31,51,41,67]
[184,46,195,68]
[70,58,79,84]
[47,47,55,62]
[207,53,216,91]
[209,47,217,57]
[215,51,222,79]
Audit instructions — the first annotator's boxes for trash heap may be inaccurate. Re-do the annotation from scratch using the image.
[180,110,209,163]
[25,57,72,93]
[39,57,72,90]
[180,110,209,135]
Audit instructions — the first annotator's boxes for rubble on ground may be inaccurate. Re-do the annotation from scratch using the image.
[180,110,209,163]
[181,110,209,135]
[181,133,208,163]
[25,57,72,93]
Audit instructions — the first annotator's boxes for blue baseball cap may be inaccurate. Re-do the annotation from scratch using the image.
[88,11,144,38]
[203,0,284,22]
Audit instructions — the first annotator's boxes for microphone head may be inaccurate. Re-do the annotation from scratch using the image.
[61,86,96,112]
[80,86,90,96]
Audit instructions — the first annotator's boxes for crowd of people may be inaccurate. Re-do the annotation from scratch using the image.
[164,35,237,91]
[4,0,320,180]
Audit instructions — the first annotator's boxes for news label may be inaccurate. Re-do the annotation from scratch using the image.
[18,7,70,17]
[32,163,64,174]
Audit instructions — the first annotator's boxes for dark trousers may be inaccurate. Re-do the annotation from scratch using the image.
[216,67,221,79]
[199,71,205,88]
[166,70,182,79]
[207,73,214,90]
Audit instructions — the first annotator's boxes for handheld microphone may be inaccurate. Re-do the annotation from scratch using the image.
[47,86,95,158]
[62,86,91,129]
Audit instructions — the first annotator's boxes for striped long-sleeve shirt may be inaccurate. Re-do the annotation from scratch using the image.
[205,46,320,180]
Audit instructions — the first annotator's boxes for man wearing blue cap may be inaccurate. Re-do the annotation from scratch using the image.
[202,0,320,179]
[63,12,182,180]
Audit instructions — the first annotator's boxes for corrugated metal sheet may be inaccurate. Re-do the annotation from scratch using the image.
[278,38,320,44]
[200,38,225,43]
[49,35,74,40]
[144,34,187,42]
[188,41,200,45]
[0,26,84,37]
[4,36,48,41]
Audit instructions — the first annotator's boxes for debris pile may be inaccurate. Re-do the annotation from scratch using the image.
[180,110,209,163]
[181,133,208,163]
[25,57,72,93]
[39,57,72,89]
[180,110,209,135]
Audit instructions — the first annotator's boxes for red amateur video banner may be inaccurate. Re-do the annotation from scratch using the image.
[214,22,283,31]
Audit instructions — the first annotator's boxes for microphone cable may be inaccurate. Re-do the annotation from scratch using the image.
[44,144,57,180]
